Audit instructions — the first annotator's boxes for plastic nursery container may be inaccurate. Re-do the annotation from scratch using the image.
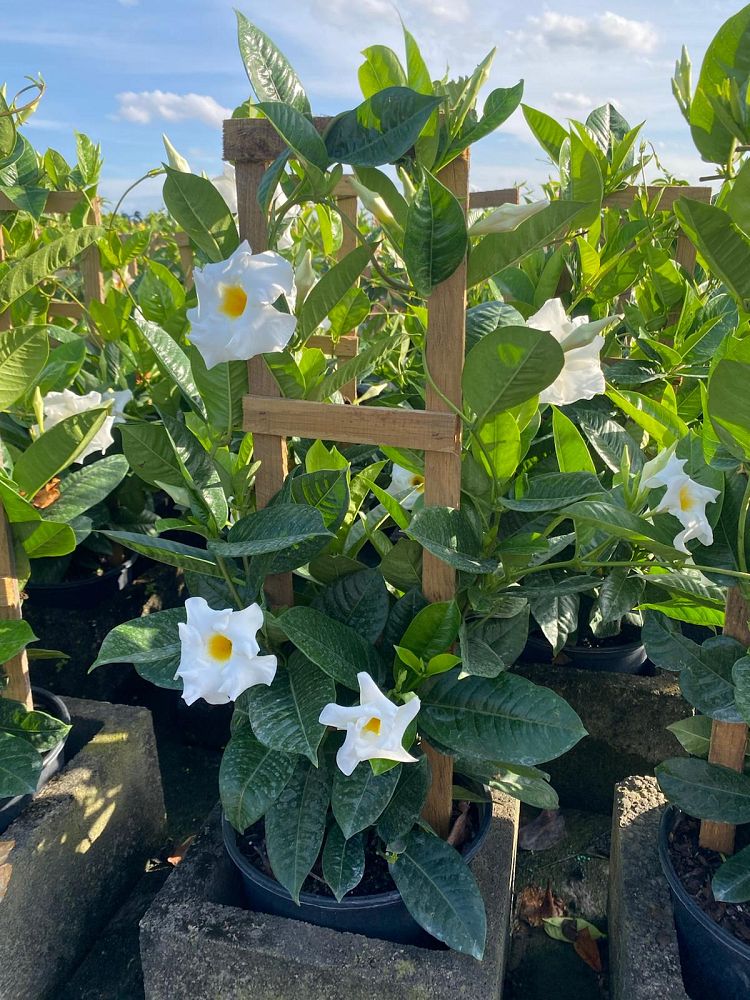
[658,805,750,999]
[223,797,492,948]
[0,688,71,834]
[522,633,649,674]
[25,555,139,610]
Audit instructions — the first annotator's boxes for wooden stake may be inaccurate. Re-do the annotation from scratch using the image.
[0,506,32,711]
[235,160,293,610]
[421,151,470,839]
[336,188,359,402]
[700,586,750,853]
[82,198,105,307]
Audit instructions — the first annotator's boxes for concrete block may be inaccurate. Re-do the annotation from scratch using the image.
[609,775,688,1000]
[517,664,689,811]
[0,697,166,1000]
[140,794,520,1000]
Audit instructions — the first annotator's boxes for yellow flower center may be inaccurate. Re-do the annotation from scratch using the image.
[410,474,425,491]
[678,483,695,512]
[207,633,233,662]
[219,284,248,319]
[362,716,381,736]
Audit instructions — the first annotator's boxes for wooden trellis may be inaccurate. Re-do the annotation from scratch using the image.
[0,506,31,712]
[0,191,103,332]
[224,117,470,836]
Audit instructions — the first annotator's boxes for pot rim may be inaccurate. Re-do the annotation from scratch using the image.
[222,792,492,912]
[26,554,138,593]
[658,803,750,960]
[0,687,70,811]
[526,633,646,656]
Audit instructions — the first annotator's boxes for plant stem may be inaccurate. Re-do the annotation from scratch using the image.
[214,555,244,610]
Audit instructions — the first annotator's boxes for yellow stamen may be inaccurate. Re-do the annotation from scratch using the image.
[410,474,425,490]
[219,284,248,318]
[208,633,233,662]
[679,483,695,512]
[362,716,381,735]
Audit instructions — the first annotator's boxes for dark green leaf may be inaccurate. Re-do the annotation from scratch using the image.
[220,728,296,832]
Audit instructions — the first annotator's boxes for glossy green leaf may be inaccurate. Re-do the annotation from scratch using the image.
[214,504,331,557]
[389,826,486,958]
[279,606,381,690]
[103,530,224,578]
[236,11,310,112]
[220,728,296,833]
[321,825,365,901]
[468,201,584,288]
[13,407,111,499]
[713,844,750,903]
[324,87,442,167]
[44,455,128,523]
[331,760,400,838]
[406,507,500,574]
[0,226,103,308]
[0,731,42,798]
[403,170,467,297]
[503,472,603,512]
[463,325,563,423]
[163,168,239,263]
[0,698,69,752]
[242,653,334,764]
[0,619,37,663]
[0,327,48,408]
[674,199,750,310]
[315,568,389,643]
[708,358,750,462]
[552,407,595,475]
[399,601,461,662]
[521,104,567,161]
[377,752,431,845]
[257,101,329,171]
[265,756,331,902]
[656,757,750,824]
[299,245,372,340]
[420,670,587,765]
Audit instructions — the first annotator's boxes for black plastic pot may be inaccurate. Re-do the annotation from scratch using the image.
[522,633,649,674]
[222,797,492,948]
[25,555,139,610]
[658,805,750,999]
[0,688,71,834]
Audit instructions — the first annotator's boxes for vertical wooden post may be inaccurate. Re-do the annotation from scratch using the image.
[176,233,194,290]
[82,198,105,306]
[700,586,750,853]
[0,507,32,711]
[421,151,470,838]
[336,185,359,402]
[0,228,9,333]
[235,160,293,609]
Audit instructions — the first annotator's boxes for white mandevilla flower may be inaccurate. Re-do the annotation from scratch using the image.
[39,389,117,463]
[641,450,720,554]
[210,163,238,215]
[527,298,620,407]
[387,463,425,511]
[320,672,420,776]
[468,199,549,236]
[103,388,132,423]
[175,597,277,706]
[187,240,297,369]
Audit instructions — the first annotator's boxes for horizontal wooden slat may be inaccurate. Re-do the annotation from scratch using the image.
[307,333,358,357]
[604,185,711,211]
[224,117,333,163]
[244,396,460,452]
[48,300,84,319]
[469,188,520,209]
[0,191,85,215]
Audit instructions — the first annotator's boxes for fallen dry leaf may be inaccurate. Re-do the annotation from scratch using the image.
[518,808,567,851]
[167,835,194,866]
[574,927,603,972]
[517,881,565,927]
[31,478,61,510]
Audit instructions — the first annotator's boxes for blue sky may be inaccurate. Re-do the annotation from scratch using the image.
[2,1,740,212]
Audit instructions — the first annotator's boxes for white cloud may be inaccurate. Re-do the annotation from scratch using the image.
[551,92,594,112]
[115,91,231,128]
[512,11,657,56]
